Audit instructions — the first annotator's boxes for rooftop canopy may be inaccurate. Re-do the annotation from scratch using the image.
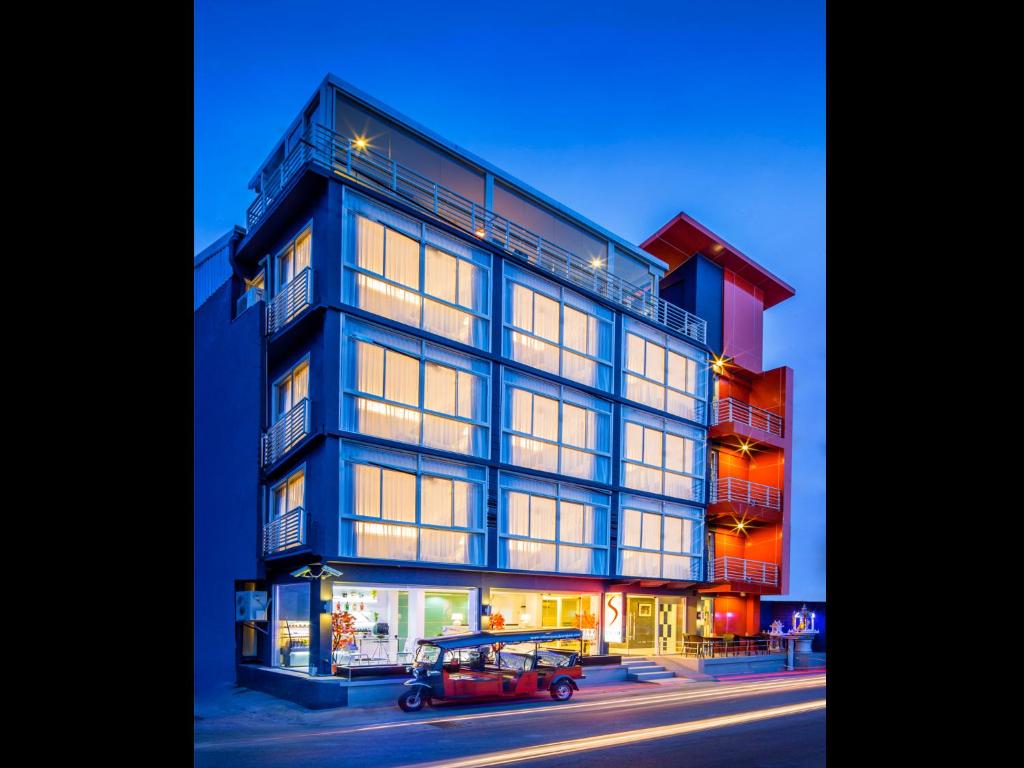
[641,211,795,309]
[417,629,583,649]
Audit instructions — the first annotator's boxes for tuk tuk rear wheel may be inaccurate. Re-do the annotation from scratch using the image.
[398,689,426,712]
[550,682,573,701]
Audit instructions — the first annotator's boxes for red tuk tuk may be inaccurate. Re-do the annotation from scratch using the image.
[398,628,585,712]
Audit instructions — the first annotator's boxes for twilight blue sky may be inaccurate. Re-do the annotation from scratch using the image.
[195,0,825,600]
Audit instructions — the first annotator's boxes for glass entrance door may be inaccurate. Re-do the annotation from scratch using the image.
[656,596,685,654]
[624,595,656,655]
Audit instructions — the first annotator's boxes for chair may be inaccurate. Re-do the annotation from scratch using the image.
[722,633,736,656]
[395,636,417,664]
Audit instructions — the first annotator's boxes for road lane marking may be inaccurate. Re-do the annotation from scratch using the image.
[195,675,825,750]
[404,699,827,768]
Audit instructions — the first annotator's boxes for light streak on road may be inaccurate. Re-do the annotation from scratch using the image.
[195,674,825,750]
[405,699,827,768]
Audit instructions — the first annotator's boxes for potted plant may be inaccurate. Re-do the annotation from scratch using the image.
[332,610,357,673]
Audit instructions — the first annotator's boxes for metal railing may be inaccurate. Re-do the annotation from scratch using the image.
[713,397,784,437]
[245,124,707,344]
[712,556,779,586]
[679,636,779,657]
[266,268,312,335]
[263,507,308,555]
[261,398,310,467]
[712,477,782,509]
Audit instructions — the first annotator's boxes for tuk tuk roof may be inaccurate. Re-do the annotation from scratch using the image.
[416,628,583,649]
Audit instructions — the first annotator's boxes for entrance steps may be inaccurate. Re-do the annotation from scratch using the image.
[621,657,676,681]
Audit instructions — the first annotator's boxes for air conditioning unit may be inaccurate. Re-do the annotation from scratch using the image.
[235,287,265,317]
[236,591,268,621]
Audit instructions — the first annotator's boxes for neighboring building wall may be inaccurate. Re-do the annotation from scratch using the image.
[195,281,263,693]
[195,227,245,310]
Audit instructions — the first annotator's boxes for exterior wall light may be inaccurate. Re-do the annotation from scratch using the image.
[353,137,368,150]
[290,563,343,580]
[711,354,731,375]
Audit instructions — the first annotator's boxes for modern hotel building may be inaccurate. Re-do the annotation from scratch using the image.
[194,74,795,692]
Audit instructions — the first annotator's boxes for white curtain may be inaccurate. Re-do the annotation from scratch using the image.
[510,389,533,434]
[286,472,305,511]
[423,299,473,345]
[559,502,584,543]
[558,545,593,574]
[276,378,292,417]
[294,229,311,275]
[665,434,686,473]
[642,512,661,550]
[356,274,422,328]
[624,462,662,494]
[663,516,682,553]
[643,427,663,468]
[511,283,533,331]
[506,539,556,571]
[560,447,595,480]
[533,395,559,442]
[623,422,643,462]
[664,471,692,500]
[356,216,384,275]
[382,468,416,522]
[424,363,457,415]
[510,435,558,473]
[456,371,476,420]
[626,333,645,374]
[562,350,596,387]
[292,364,309,404]
[423,413,471,454]
[621,549,660,578]
[531,496,556,540]
[273,484,288,517]
[620,509,642,548]
[452,480,470,528]
[663,554,692,580]
[424,246,456,304]
[645,341,665,383]
[563,306,588,354]
[561,403,586,448]
[511,331,559,375]
[352,464,382,517]
[421,476,453,526]
[420,529,468,564]
[356,521,418,560]
[357,398,421,444]
[625,374,665,410]
[384,349,419,406]
[457,259,479,310]
[355,342,384,397]
[667,391,697,421]
[534,293,560,342]
[385,228,420,290]
[507,492,531,536]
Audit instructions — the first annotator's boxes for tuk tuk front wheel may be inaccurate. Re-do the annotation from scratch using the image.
[398,689,427,712]
[550,681,573,701]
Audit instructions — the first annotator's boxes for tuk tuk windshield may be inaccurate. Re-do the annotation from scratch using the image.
[414,644,441,665]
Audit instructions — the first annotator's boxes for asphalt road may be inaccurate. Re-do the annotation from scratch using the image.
[195,674,826,768]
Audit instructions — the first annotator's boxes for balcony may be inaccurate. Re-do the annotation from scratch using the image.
[246,124,707,345]
[262,398,310,467]
[263,508,308,555]
[712,398,783,438]
[712,477,781,510]
[712,556,779,587]
[266,268,312,336]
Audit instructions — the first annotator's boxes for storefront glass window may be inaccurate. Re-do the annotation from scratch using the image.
[273,583,310,671]
[488,589,600,655]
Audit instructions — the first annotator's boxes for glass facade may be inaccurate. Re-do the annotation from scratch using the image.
[617,493,704,580]
[622,317,708,424]
[342,316,490,458]
[503,263,614,390]
[343,193,491,350]
[340,442,486,566]
[501,368,612,482]
[497,472,609,576]
[620,405,705,503]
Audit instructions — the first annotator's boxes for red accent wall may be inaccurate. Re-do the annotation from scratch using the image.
[755,366,794,594]
[722,272,764,374]
[713,595,761,635]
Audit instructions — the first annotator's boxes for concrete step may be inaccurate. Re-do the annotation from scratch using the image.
[621,660,661,670]
[620,658,658,666]
[628,670,676,681]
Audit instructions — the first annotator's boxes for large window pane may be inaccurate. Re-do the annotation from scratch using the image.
[424,246,457,304]
[384,350,419,406]
[531,496,556,540]
[382,469,416,522]
[421,476,453,526]
[534,293,560,342]
[424,363,457,415]
[385,229,420,289]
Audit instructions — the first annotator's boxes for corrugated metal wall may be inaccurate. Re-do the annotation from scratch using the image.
[194,227,244,311]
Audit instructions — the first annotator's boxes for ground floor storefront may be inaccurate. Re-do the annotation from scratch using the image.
[241,562,767,677]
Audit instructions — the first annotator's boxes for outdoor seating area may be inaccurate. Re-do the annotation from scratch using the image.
[680,633,777,658]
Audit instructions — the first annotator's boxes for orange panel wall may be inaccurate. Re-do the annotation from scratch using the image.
[713,595,760,635]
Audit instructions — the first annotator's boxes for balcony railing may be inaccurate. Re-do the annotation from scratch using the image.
[712,477,782,510]
[246,123,707,345]
[266,268,312,335]
[261,398,310,467]
[712,556,779,586]
[263,508,308,555]
[713,397,784,437]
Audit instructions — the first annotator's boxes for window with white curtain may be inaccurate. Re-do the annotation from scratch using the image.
[340,442,486,566]
[344,196,491,350]
[617,494,703,580]
[503,263,613,390]
[502,368,611,482]
[622,317,707,423]
[342,317,490,458]
[621,406,705,502]
[498,472,609,575]
[274,225,312,295]
[273,357,310,421]
[270,467,305,519]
